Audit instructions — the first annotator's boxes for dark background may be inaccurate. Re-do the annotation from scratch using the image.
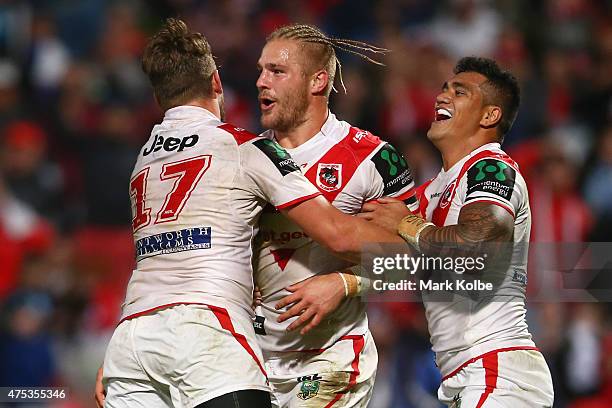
[0,0,610,406]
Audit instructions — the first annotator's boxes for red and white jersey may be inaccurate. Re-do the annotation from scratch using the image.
[254,112,418,351]
[417,142,536,377]
[120,106,320,322]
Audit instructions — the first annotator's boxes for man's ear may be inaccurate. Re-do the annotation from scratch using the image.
[212,70,223,95]
[311,70,329,95]
[480,105,502,128]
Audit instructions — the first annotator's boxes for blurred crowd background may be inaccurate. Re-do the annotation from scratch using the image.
[0,0,610,407]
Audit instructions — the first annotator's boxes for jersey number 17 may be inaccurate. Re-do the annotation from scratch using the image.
[130,155,212,231]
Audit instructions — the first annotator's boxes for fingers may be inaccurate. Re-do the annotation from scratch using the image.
[277,300,306,323]
[299,313,323,335]
[361,201,380,213]
[356,212,373,220]
[94,365,105,408]
[275,292,301,310]
[252,296,262,308]
[376,196,403,204]
[252,285,263,309]
[286,308,316,332]
[285,279,308,292]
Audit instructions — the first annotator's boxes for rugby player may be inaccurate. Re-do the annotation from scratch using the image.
[96,19,405,408]
[252,24,418,407]
[361,57,554,407]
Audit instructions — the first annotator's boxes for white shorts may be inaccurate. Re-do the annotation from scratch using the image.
[102,303,270,408]
[438,348,554,407]
[263,331,377,408]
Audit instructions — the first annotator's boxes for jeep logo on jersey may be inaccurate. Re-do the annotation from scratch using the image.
[316,163,342,192]
[253,139,300,176]
[143,134,199,156]
[439,179,457,209]
[466,159,516,201]
[371,143,414,195]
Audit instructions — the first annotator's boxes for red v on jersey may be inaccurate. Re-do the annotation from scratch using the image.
[269,248,297,271]
[304,127,382,202]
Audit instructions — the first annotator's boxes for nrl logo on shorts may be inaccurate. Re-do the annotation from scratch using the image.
[297,379,320,400]
[317,163,342,192]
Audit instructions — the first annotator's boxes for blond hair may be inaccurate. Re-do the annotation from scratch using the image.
[267,24,388,97]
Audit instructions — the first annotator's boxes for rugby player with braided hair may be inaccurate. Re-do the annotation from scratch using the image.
[94,19,410,408]
[253,24,418,407]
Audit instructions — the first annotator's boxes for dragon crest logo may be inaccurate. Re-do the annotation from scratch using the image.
[316,163,342,192]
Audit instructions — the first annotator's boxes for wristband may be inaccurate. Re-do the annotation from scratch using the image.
[338,272,361,297]
[414,222,434,252]
[398,215,434,252]
[338,272,349,297]
[347,265,372,296]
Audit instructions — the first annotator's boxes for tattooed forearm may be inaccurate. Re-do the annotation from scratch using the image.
[418,202,514,260]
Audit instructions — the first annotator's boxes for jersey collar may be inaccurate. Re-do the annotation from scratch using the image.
[319,110,338,138]
[163,105,219,122]
[440,142,502,175]
[281,110,339,155]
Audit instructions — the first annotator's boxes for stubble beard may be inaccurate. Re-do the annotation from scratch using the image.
[261,88,309,133]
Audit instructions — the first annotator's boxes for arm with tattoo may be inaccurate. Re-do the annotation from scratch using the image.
[417,202,514,273]
[361,198,516,271]
[419,202,514,252]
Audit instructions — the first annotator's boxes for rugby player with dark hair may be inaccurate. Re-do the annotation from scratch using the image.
[361,57,554,407]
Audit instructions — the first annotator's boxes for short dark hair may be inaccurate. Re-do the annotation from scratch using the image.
[454,57,520,141]
[142,18,216,110]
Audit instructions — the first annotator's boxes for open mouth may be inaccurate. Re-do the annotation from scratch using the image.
[434,107,453,122]
[259,97,276,111]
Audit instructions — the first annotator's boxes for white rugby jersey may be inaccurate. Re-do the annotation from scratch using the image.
[120,106,320,322]
[254,112,419,351]
[417,142,537,377]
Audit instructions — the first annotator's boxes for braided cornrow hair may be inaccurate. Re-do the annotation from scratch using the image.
[267,24,389,95]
